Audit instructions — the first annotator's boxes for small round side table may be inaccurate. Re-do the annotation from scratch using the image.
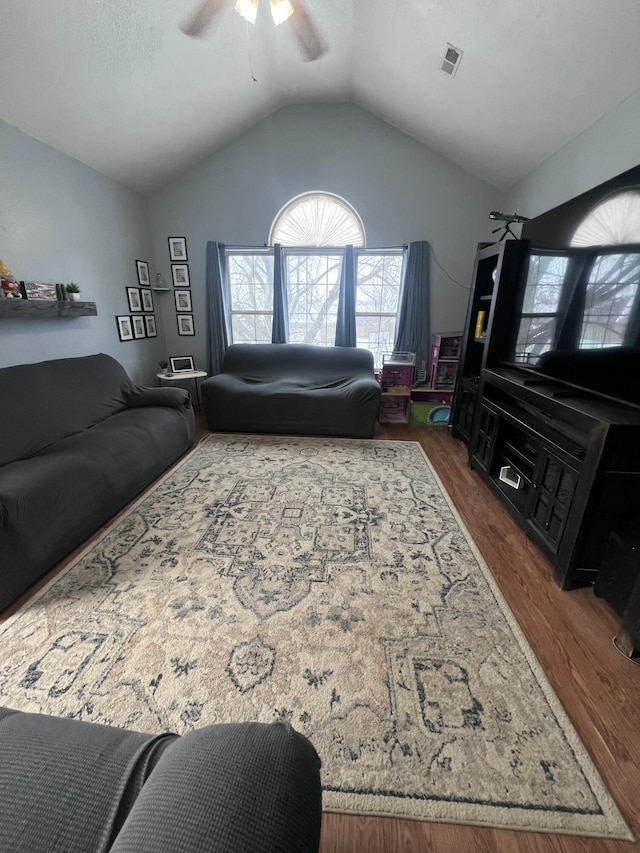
[157,369,208,407]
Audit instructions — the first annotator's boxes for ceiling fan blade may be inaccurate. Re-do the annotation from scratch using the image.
[288,0,328,62]
[180,0,232,37]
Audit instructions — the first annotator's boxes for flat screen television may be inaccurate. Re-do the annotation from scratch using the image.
[502,243,640,406]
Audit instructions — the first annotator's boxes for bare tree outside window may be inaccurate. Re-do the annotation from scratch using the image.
[226,194,402,364]
[286,253,342,345]
[356,253,403,367]
[515,254,568,362]
[580,252,640,348]
[227,252,274,344]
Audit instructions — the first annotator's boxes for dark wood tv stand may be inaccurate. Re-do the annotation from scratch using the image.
[470,366,640,588]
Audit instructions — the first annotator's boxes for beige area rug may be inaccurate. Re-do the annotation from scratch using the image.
[0,435,631,839]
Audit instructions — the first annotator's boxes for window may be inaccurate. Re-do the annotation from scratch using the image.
[356,252,403,367]
[225,194,404,362]
[571,190,640,247]
[270,192,365,247]
[227,251,274,344]
[286,252,342,345]
[515,253,568,362]
[579,252,640,348]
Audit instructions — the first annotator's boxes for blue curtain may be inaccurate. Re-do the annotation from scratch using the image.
[271,243,289,343]
[394,241,430,370]
[205,241,231,375]
[335,245,356,347]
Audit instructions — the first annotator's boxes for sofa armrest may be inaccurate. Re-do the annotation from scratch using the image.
[126,385,191,411]
[110,721,322,853]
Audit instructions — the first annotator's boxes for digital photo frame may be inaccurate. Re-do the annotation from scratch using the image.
[169,356,195,373]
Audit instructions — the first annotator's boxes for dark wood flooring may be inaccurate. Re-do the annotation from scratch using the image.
[3,413,639,852]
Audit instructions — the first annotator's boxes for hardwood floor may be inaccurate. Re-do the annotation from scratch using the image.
[325,421,640,853]
[3,414,639,852]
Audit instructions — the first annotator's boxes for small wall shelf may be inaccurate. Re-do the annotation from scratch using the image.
[0,299,97,318]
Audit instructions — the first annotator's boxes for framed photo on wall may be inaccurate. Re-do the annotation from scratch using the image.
[174,289,192,312]
[136,260,150,286]
[144,315,157,337]
[127,287,142,312]
[132,315,146,339]
[140,288,154,312]
[171,264,190,287]
[168,237,188,262]
[177,314,195,336]
[116,315,134,341]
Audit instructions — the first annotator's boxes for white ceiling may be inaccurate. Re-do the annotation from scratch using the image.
[1,0,639,195]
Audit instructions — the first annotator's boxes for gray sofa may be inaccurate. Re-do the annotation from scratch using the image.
[0,707,322,852]
[0,353,194,612]
[201,343,381,437]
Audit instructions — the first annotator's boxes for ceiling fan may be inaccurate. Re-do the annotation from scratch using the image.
[180,0,328,62]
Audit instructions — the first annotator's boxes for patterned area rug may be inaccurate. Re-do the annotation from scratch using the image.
[0,435,631,838]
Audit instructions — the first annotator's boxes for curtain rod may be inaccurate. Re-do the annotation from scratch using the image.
[224,245,405,252]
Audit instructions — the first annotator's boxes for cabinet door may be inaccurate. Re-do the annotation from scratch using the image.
[471,404,499,471]
[451,382,477,442]
[528,451,578,551]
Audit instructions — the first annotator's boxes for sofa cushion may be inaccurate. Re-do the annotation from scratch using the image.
[0,404,194,610]
[0,353,132,467]
[0,706,176,853]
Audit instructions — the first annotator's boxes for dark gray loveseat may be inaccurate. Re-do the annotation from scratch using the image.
[201,343,381,437]
[0,707,322,852]
[0,353,194,611]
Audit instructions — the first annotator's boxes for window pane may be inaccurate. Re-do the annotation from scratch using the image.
[227,253,274,344]
[356,253,402,367]
[515,316,559,363]
[356,315,396,368]
[231,313,272,344]
[514,254,569,362]
[522,255,567,313]
[580,252,640,348]
[286,253,341,345]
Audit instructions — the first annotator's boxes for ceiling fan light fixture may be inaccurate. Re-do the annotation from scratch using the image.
[270,0,294,26]
[234,0,259,25]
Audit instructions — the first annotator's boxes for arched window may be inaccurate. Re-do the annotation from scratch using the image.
[226,193,403,366]
[571,189,640,246]
[270,192,366,247]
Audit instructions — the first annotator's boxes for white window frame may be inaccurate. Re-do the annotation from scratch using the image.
[225,246,404,361]
[355,249,403,368]
[226,249,274,345]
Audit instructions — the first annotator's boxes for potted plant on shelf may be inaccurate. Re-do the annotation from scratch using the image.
[65,283,81,301]
[158,360,170,376]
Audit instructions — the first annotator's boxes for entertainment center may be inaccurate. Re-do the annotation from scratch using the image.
[451,240,640,590]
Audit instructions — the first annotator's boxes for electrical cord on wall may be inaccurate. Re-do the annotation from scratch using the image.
[429,244,469,290]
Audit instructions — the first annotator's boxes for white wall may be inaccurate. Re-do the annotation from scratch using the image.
[149,103,503,370]
[0,119,164,383]
[505,91,640,219]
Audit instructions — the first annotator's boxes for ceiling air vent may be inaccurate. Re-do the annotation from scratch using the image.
[441,43,463,77]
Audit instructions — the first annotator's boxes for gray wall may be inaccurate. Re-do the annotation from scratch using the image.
[149,103,503,371]
[504,90,640,220]
[0,119,164,383]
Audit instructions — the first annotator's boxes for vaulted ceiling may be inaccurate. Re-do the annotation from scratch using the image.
[1,0,639,195]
